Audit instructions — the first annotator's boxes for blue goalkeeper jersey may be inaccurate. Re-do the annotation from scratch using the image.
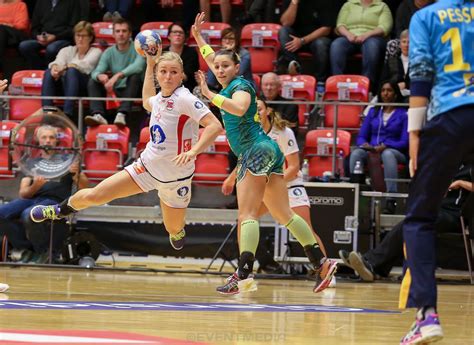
[409,0,474,119]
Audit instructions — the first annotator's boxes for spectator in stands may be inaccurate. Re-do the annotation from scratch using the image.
[207,27,254,91]
[0,124,88,263]
[330,0,393,92]
[102,0,133,22]
[381,29,410,97]
[19,0,82,69]
[141,0,199,32]
[239,0,277,24]
[340,165,472,281]
[278,0,340,84]
[349,80,408,214]
[261,72,298,136]
[85,18,145,127]
[163,22,199,92]
[0,0,29,74]
[395,0,432,38]
[41,21,102,122]
[200,0,232,24]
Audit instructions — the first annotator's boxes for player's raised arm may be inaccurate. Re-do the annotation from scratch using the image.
[191,12,217,76]
[142,55,158,112]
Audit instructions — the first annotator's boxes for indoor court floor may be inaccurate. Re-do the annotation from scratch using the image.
[0,266,473,344]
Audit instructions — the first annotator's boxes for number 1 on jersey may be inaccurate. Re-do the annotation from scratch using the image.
[441,27,471,73]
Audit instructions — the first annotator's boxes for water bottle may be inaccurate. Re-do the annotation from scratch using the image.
[352,160,365,184]
[302,159,309,182]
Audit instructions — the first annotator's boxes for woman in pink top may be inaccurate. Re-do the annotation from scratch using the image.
[0,0,29,72]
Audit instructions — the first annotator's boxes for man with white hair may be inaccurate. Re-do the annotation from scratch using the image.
[261,72,299,136]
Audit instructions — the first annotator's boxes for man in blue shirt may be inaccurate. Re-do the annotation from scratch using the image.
[399,1,474,344]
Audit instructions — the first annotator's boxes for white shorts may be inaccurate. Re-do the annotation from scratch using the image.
[288,185,310,208]
[125,160,192,209]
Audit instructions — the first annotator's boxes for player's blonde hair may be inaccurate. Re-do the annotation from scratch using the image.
[156,51,184,71]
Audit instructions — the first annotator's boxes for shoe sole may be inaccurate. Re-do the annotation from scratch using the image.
[169,236,184,250]
[349,252,374,282]
[30,206,45,223]
[338,250,353,269]
[0,284,9,293]
[313,260,338,293]
[217,277,257,295]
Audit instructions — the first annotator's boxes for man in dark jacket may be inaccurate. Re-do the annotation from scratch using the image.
[261,72,299,136]
[19,0,82,69]
[394,0,433,37]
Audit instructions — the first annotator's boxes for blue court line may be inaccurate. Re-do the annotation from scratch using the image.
[0,301,400,313]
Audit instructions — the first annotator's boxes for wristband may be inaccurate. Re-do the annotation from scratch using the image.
[211,94,226,108]
[407,107,427,132]
[200,44,214,59]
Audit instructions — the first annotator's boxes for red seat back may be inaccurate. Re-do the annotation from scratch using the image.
[140,21,173,47]
[241,23,281,74]
[92,22,115,50]
[9,70,44,121]
[187,22,231,46]
[304,129,351,177]
[194,129,230,185]
[323,75,370,129]
[279,74,316,126]
[0,121,18,178]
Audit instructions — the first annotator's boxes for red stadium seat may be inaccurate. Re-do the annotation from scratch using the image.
[278,74,316,126]
[82,125,130,181]
[9,70,44,121]
[253,73,261,94]
[0,121,18,178]
[323,75,370,130]
[140,21,173,47]
[92,22,115,50]
[241,23,281,74]
[194,129,230,185]
[187,22,231,46]
[303,129,351,178]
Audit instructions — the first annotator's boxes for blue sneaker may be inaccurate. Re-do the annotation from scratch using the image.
[400,313,443,344]
[169,229,185,250]
[30,205,62,223]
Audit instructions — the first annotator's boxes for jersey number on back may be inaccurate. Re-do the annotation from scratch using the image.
[441,28,471,73]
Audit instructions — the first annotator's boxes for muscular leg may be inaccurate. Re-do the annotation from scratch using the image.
[160,200,186,236]
[292,205,327,257]
[68,170,143,210]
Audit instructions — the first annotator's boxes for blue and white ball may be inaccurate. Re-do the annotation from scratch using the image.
[134,30,162,58]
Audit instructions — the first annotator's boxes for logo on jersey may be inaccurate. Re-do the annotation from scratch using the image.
[177,186,189,197]
[150,124,166,144]
[183,139,192,152]
[292,188,303,196]
[288,139,294,147]
[132,161,146,175]
[166,99,175,111]
[194,101,204,109]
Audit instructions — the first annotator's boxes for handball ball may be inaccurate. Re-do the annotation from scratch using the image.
[134,30,162,58]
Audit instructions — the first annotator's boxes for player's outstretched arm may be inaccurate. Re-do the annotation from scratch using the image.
[142,55,157,112]
[191,12,217,76]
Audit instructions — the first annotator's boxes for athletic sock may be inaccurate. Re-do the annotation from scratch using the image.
[240,219,259,255]
[285,214,317,247]
[59,198,78,217]
[237,251,255,280]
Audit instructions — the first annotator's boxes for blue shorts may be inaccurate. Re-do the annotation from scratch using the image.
[236,139,284,183]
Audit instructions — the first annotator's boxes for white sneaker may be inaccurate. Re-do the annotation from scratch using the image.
[0,283,9,293]
[85,113,108,126]
[113,112,127,127]
[328,275,336,288]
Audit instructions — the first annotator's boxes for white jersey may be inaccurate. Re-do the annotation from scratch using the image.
[267,126,303,187]
[140,86,210,182]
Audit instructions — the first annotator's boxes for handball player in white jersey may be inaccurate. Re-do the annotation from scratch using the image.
[30,52,222,250]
